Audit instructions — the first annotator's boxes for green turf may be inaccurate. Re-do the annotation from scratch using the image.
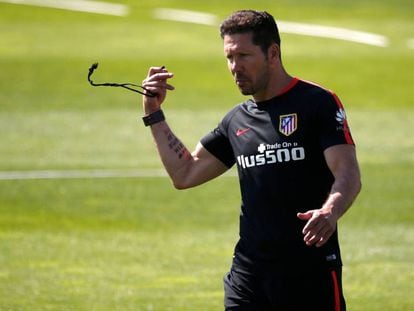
[0,0,413,310]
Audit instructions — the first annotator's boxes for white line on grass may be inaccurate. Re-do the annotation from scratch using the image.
[153,8,389,47]
[0,169,167,180]
[277,21,389,47]
[153,8,218,26]
[407,38,414,49]
[0,0,129,16]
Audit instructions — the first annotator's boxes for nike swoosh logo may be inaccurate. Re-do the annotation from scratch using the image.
[236,128,251,136]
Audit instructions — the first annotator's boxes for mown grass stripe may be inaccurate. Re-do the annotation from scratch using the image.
[153,8,389,47]
[0,169,237,180]
[0,0,129,16]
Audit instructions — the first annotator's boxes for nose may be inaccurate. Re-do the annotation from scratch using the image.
[229,59,241,75]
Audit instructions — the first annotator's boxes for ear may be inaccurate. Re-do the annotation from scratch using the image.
[268,43,281,63]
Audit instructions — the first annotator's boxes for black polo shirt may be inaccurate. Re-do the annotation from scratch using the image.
[201,78,354,268]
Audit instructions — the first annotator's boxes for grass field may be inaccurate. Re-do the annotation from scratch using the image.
[0,0,413,310]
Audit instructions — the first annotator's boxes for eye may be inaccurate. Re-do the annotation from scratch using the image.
[239,53,250,59]
[226,55,235,66]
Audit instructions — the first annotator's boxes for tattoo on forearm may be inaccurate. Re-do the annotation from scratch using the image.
[164,129,190,160]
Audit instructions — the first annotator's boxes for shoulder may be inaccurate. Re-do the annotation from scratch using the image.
[221,99,254,125]
[295,79,343,110]
[299,79,337,99]
[296,79,336,98]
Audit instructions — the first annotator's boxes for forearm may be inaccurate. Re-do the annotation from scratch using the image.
[141,66,227,189]
[298,145,361,247]
[148,120,194,187]
[140,66,193,187]
[147,119,228,189]
[298,171,361,247]
[321,144,362,221]
[324,169,362,220]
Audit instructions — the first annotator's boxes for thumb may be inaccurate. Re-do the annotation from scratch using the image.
[297,210,314,220]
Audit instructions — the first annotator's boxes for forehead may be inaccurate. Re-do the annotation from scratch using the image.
[223,32,259,53]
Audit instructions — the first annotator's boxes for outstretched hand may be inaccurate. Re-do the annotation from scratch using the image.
[142,66,175,114]
[297,209,337,248]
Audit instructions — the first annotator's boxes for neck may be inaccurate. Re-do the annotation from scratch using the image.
[253,69,293,102]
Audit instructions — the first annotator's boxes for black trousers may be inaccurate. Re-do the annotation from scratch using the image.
[224,262,346,311]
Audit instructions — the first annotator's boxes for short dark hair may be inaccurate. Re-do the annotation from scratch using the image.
[220,10,281,54]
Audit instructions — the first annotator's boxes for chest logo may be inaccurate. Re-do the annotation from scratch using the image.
[236,128,251,136]
[335,109,346,124]
[279,113,297,136]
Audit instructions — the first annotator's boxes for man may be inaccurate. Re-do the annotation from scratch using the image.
[141,10,361,311]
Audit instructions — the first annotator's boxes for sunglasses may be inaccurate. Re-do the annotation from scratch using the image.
[87,63,156,97]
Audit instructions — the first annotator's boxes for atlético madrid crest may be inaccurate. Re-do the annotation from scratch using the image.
[279,113,297,136]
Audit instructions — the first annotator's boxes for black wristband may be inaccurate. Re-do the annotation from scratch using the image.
[142,109,165,127]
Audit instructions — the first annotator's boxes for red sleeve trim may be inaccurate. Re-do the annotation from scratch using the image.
[331,93,354,145]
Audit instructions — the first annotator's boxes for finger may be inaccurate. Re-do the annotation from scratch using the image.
[315,227,335,247]
[142,85,174,100]
[297,211,313,220]
[302,213,321,234]
[147,66,167,77]
[302,214,328,242]
[306,218,336,247]
[145,72,174,84]
[143,80,175,90]
[304,224,330,246]
[303,221,324,240]
[304,234,318,246]
[315,236,328,248]
[304,226,321,242]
